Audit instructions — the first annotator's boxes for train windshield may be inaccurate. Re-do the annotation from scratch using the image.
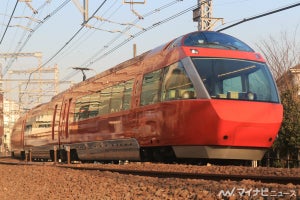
[192,58,279,103]
[183,31,253,52]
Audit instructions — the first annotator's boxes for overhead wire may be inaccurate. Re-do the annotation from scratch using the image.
[0,0,19,45]
[81,0,183,68]
[217,1,300,32]
[53,1,121,66]
[11,1,300,104]
[0,1,10,35]
[61,0,300,83]
[4,4,27,53]
[23,0,109,92]
[60,0,185,82]
[3,0,71,75]
[85,3,198,68]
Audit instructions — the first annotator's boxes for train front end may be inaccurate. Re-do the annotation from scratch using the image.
[171,31,283,160]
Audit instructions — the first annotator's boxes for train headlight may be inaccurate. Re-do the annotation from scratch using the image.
[190,49,199,54]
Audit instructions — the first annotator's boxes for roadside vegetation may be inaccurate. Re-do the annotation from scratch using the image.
[257,28,300,168]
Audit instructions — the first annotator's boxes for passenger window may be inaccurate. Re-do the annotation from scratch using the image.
[99,87,112,115]
[123,79,134,110]
[74,95,91,121]
[161,62,195,101]
[111,83,124,113]
[141,69,162,106]
[89,93,100,117]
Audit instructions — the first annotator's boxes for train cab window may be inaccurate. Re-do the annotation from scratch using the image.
[161,62,195,101]
[223,76,242,93]
[141,69,162,106]
[111,83,124,112]
[193,58,280,103]
[99,87,112,115]
[123,79,134,110]
[184,31,254,52]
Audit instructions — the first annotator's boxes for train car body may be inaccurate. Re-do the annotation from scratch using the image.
[11,31,283,162]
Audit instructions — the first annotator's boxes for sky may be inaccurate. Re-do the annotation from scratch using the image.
[0,0,300,107]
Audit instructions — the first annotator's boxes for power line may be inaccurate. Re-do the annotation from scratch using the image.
[217,2,300,32]
[2,0,71,76]
[0,0,19,46]
[23,0,109,91]
[53,1,121,66]
[82,1,183,67]
[61,0,184,82]
[85,4,198,68]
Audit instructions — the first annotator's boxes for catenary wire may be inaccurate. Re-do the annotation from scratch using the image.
[22,0,109,93]
[61,0,184,82]
[217,1,300,32]
[3,0,71,76]
[0,0,19,45]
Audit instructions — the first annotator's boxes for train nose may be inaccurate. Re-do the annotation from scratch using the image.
[231,126,276,147]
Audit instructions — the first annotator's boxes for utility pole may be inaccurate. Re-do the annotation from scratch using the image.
[7,66,59,110]
[193,0,223,31]
[72,0,89,22]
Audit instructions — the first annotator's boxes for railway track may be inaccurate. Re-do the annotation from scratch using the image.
[1,157,299,185]
[56,163,300,185]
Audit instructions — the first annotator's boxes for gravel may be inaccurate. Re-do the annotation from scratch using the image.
[0,163,299,200]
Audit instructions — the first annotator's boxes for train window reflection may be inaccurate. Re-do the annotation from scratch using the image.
[141,69,162,106]
[162,62,195,101]
[99,87,112,115]
[111,83,124,112]
[123,80,133,110]
[89,93,100,117]
[74,79,134,121]
[140,62,196,106]
[25,110,53,136]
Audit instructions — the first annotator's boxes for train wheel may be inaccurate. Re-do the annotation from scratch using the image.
[21,151,26,160]
[58,149,67,163]
[153,147,176,163]
[141,147,176,163]
[140,148,153,162]
[70,149,79,162]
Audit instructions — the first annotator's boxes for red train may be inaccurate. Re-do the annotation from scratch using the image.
[11,31,283,162]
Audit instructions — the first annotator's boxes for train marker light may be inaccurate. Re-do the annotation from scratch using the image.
[247,92,255,100]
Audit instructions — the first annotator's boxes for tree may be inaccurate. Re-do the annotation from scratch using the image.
[257,28,300,167]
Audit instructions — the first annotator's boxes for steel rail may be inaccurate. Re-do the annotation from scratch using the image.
[0,157,299,185]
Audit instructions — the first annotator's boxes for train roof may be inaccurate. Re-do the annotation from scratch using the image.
[51,31,254,101]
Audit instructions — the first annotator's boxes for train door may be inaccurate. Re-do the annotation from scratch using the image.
[58,98,72,144]
[20,119,26,158]
[51,104,59,143]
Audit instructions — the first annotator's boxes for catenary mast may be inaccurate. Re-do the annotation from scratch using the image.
[193,0,223,31]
